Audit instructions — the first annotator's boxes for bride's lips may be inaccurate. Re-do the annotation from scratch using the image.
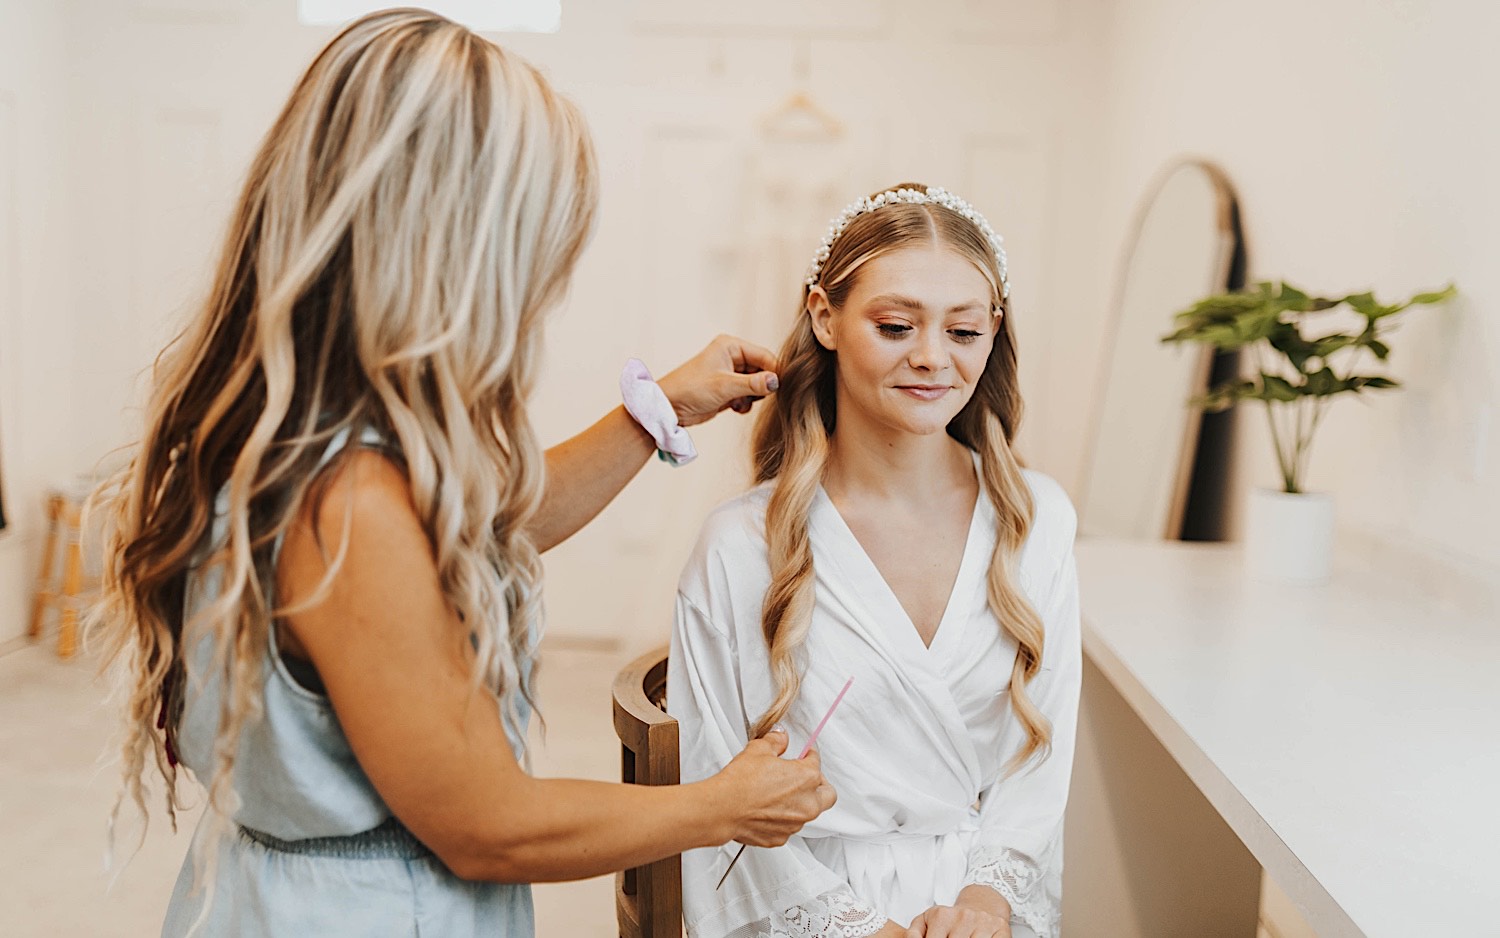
[895,384,951,401]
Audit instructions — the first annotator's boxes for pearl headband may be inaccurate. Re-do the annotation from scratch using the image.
[804,186,1010,300]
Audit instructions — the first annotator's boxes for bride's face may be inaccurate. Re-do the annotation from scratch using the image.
[809,244,999,438]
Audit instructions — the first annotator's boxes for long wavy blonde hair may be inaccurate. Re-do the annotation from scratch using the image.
[750,183,1050,772]
[89,8,597,840]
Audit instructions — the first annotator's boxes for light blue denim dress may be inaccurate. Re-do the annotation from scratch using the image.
[161,429,535,936]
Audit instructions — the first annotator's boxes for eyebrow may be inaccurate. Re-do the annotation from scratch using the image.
[864,293,988,314]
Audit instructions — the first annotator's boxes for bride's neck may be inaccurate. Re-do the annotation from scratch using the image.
[823,423,974,505]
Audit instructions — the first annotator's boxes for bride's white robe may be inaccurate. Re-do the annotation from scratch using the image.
[668,468,1081,938]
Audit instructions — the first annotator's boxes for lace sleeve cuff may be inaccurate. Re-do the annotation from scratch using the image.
[723,887,888,938]
[962,847,1058,938]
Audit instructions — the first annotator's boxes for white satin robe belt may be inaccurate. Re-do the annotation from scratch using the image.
[806,815,981,928]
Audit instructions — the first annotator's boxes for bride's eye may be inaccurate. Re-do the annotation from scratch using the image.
[877,323,912,338]
[950,329,982,343]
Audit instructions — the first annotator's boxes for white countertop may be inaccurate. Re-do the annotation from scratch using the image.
[1075,538,1500,938]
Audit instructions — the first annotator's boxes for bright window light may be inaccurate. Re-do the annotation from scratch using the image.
[298,1,561,33]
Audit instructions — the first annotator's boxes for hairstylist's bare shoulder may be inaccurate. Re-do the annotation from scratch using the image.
[309,449,423,543]
[279,449,433,623]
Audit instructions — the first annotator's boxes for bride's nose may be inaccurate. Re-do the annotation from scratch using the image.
[907,328,950,372]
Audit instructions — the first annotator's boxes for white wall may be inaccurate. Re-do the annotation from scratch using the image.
[15,0,1113,648]
[1082,0,1500,568]
[511,0,1115,649]
[0,1,76,644]
[20,0,1494,650]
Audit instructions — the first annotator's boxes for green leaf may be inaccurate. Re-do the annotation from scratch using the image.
[1201,324,1248,346]
[1351,375,1400,391]
[1268,325,1316,372]
[1345,283,1454,321]
[1310,334,1357,359]
[1193,394,1237,414]
[1261,374,1300,402]
[1277,282,1311,308]
[1409,283,1457,305]
[1344,292,1384,318]
[1275,282,1341,312]
[1173,293,1263,322]
[1166,282,1455,365]
[1241,307,1288,342]
[1164,290,1275,348]
[1191,379,1257,412]
[1305,367,1341,396]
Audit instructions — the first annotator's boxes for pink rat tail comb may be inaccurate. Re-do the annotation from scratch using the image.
[715,676,854,890]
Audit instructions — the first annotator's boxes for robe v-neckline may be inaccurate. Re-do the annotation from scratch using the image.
[813,474,989,658]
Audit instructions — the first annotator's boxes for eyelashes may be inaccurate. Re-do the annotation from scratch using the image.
[876,323,984,344]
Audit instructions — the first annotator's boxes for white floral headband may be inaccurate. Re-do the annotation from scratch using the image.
[804,186,1010,300]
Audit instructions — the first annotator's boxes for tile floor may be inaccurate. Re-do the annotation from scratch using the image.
[0,639,628,937]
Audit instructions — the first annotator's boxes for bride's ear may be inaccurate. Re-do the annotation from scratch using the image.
[807,287,837,351]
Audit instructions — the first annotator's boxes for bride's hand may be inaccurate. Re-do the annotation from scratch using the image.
[656,335,779,427]
[904,885,1012,938]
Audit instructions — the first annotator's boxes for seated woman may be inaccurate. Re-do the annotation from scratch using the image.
[669,184,1081,938]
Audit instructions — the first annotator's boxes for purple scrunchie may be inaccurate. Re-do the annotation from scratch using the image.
[620,358,697,467]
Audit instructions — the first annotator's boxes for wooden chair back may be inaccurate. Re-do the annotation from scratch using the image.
[611,646,682,938]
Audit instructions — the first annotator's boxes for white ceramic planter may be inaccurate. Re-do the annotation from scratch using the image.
[1245,488,1335,585]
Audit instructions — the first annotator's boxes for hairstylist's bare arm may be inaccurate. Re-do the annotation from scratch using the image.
[279,452,834,882]
[529,335,779,552]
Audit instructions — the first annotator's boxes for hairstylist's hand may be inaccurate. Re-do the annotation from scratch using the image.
[905,886,1013,938]
[657,335,779,426]
[711,729,835,847]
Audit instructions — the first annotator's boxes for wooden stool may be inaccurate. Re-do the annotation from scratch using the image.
[28,485,92,658]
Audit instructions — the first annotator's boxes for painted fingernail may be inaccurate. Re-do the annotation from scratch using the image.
[766,374,780,392]
[771,722,787,734]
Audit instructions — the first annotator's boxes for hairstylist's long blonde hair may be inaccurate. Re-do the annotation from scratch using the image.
[750,183,1050,772]
[90,8,597,838]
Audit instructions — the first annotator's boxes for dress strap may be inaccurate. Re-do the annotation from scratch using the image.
[264,423,394,693]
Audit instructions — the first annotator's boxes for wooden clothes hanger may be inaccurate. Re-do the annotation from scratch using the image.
[758,89,845,141]
[759,38,844,142]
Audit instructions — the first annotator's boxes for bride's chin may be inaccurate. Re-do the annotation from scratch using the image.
[887,416,955,437]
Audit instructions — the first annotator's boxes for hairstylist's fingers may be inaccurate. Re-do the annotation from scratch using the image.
[722,336,778,376]
[755,728,789,756]
[815,781,837,812]
[721,369,778,402]
[658,339,777,426]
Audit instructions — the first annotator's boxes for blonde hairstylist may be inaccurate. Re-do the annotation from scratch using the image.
[91,10,833,936]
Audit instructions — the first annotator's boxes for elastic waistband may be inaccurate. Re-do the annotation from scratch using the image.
[238,817,434,860]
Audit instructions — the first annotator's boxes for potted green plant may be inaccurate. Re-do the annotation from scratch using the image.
[1163,280,1456,584]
